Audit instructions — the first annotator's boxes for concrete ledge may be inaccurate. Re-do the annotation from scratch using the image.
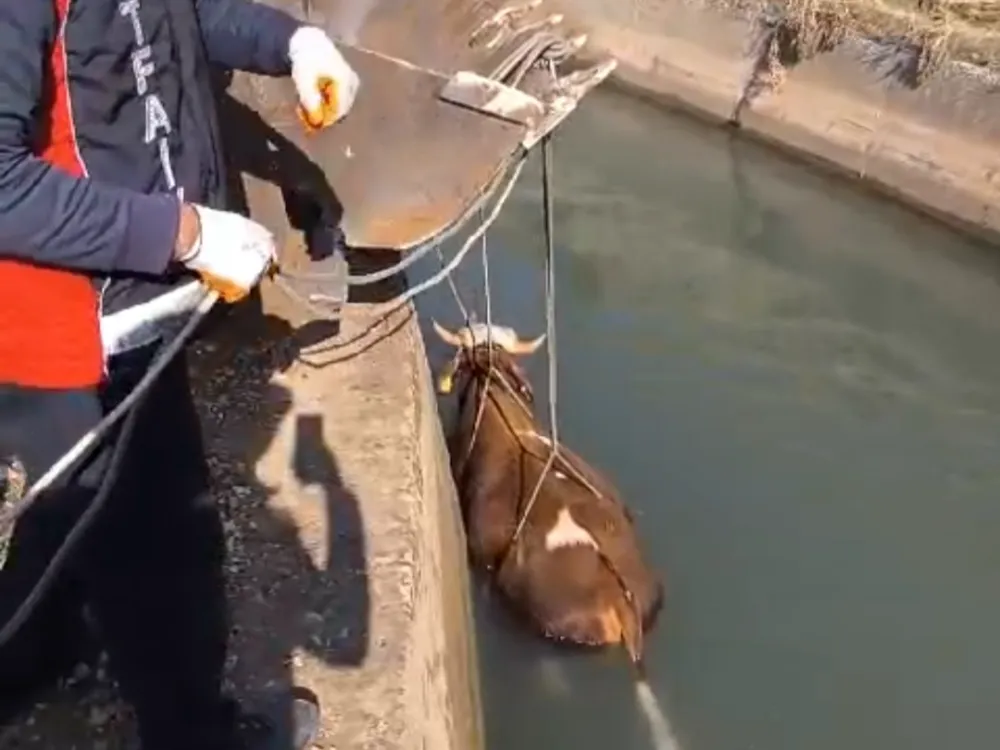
[212,2,484,739]
[196,290,484,750]
[217,49,483,744]
[215,52,484,740]
[559,0,1000,242]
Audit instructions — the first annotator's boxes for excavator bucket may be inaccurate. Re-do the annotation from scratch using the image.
[242,0,615,313]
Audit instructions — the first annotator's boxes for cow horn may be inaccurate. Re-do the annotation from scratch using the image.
[431,319,464,348]
[509,333,547,355]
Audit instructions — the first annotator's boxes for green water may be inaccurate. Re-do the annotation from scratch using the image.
[416,87,1000,750]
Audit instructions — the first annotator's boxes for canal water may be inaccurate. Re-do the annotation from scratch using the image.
[416,87,1000,750]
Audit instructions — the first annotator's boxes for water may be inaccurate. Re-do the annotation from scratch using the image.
[415,87,1000,750]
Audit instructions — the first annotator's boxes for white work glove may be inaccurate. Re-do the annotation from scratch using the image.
[177,205,277,304]
[289,26,360,131]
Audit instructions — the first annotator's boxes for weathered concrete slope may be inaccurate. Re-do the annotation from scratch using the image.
[192,292,483,750]
[215,29,485,746]
[214,1,487,735]
[561,0,1000,241]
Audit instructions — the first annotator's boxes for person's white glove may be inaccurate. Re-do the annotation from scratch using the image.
[177,205,277,304]
[288,26,360,131]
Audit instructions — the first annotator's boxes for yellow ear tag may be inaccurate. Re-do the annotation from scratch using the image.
[437,355,460,394]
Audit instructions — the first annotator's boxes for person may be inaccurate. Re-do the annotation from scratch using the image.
[0,0,360,748]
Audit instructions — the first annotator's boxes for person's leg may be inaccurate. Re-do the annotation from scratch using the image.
[79,345,319,750]
[0,520,95,721]
[78,347,239,749]
[0,387,103,723]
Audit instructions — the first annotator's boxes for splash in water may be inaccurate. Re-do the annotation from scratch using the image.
[635,679,681,750]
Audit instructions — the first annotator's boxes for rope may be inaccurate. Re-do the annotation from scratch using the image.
[0,379,143,645]
[368,155,527,313]
[0,290,219,542]
[440,243,474,324]
[491,31,576,85]
[480,206,494,356]
[508,134,559,545]
[461,208,496,484]
[276,24,572,294]
[0,289,220,647]
[448,146,610,532]
[272,156,526,321]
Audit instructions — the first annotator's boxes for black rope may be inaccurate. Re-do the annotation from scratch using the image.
[0,353,151,646]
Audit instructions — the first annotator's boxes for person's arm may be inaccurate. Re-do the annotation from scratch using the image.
[194,0,304,76]
[0,3,184,276]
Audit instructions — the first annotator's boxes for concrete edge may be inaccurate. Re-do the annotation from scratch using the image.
[403,314,486,750]
[242,169,483,747]
[559,0,1000,244]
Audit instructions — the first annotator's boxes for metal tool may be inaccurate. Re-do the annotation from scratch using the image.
[270,10,614,314]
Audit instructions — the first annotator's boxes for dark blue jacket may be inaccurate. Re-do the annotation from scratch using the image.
[0,0,304,387]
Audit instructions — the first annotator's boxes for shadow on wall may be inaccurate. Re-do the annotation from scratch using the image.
[186,304,373,745]
[183,77,413,747]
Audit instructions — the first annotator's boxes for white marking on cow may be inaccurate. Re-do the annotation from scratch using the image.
[520,430,555,451]
[544,508,598,551]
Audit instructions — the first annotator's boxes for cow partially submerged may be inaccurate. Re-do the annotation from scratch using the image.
[433,320,664,671]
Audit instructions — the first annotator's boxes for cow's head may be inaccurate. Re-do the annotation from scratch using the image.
[431,320,546,404]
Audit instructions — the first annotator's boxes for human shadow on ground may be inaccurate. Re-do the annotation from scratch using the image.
[185,79,412,748]
[186,303,370,749]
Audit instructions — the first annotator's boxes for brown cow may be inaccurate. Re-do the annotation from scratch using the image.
[432,320,664,672]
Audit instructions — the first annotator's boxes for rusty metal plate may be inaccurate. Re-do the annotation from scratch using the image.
[303,46,530,250]
[284,0,615,253]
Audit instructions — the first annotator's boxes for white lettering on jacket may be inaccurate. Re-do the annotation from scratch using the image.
[119,0,182,199]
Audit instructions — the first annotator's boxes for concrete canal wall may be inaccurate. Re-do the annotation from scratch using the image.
[218,285,485,750]
[214,0,485,746]
[559,0,1000,242]
[225,79,486,750]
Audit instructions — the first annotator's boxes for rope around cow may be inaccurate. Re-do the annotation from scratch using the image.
[444,130,606,554]
[442,142,647,667]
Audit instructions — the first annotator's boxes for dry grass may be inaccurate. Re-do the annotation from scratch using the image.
[727,0,1000,74]
[722,0,999,118]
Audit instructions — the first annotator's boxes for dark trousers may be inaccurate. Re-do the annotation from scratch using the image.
[0,346,239,749]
